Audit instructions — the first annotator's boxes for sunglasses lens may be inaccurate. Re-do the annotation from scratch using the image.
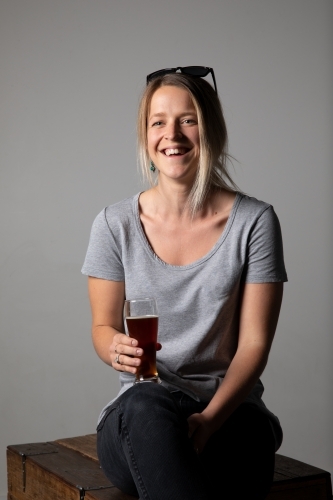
[182,66,210,77]
[146,66,217,93]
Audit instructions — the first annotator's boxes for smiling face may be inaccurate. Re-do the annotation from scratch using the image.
[147,85,200,184]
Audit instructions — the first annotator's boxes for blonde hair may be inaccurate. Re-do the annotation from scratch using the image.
[137,73,238,214]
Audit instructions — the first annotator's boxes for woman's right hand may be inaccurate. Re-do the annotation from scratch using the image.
[110,333,162,374]
[110,333,143,374]
[88,278,161,373]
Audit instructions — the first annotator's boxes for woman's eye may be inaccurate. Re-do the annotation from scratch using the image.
[152,121,162,126]
[183,119,196,124]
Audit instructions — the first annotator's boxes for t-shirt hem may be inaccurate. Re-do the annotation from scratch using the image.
[245,274,288,283]
[81,268,124,281]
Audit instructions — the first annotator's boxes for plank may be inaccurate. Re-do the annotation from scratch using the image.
[267,477,330,500]
[56,434,98,462]
[268,454,332,500]
[274,453,330,481]
[7,448,79,500]
[85,488,138,500]
[7,436,332,500]
[7,442,112,500]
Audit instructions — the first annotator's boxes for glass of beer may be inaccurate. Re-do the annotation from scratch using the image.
[124,298,160,383]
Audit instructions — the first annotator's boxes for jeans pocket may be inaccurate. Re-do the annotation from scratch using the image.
[96,401,118,432]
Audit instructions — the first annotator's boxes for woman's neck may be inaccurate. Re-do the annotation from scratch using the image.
[151,184,193,219]
[141,182,233,225]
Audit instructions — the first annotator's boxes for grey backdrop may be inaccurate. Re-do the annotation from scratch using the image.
[1,0,332,496]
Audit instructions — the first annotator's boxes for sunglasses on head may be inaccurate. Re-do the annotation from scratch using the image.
[146,66,217,93]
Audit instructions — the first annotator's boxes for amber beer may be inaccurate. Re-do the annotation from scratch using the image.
[125,314,159,382]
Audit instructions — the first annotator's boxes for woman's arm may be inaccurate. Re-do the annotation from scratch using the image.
[88,277,143,374]
[188,281,283,453]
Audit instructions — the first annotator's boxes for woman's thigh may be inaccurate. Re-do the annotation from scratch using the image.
[97,383,209,499]
[98,386,275,499]
[97,398,137,497]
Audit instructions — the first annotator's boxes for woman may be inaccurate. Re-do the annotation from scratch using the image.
[82,67,287,499]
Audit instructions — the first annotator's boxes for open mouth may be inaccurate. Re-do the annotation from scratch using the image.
[162,148,190,156]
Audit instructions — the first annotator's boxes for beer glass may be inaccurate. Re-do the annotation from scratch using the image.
[124,298,160,383]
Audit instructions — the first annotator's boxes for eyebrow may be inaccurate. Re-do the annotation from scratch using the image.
[149,111,197,119]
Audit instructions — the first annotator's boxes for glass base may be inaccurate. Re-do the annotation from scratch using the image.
[134,375,161,384]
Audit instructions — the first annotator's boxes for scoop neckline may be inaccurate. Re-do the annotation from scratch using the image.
[133,191,242,270]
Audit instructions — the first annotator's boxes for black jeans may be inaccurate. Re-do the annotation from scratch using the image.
[97,383,275,500]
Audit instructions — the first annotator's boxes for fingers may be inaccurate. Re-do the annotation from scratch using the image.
[189,427,204,455]
[187,413,201,438]
[112,332,138,349]
[112,351,142,373]
[112,336,143,358]
[187,413,211,455]
[110,333,143,374]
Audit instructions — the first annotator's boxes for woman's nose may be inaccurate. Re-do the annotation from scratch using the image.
[164,122,182,140]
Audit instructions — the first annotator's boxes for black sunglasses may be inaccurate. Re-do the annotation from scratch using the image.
[146,66,217,93]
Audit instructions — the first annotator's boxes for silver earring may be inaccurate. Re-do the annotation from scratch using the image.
[150,161,156,172]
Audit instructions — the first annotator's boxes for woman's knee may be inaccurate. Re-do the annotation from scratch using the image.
[111,384,189,444]
[118,383,181,419]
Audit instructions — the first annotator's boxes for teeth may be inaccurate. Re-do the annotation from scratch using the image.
[164,148,186,156]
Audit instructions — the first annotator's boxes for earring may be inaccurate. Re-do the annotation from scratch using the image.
[150,161,156,172]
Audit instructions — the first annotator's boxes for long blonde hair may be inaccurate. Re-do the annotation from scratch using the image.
[137,73,238,214]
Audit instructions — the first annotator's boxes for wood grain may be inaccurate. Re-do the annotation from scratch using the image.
[7,448,79,500]
[85,488,138,500]
[7,435,332,500]
[267,477,330,500]
[55,434,98,462]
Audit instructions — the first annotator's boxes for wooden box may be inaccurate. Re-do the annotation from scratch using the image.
[7,434,332,499]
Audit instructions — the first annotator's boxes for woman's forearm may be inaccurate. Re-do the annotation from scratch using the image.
[88,277,126,367]
[202,342,269,431]
[203,282,283,429]
[92,324,122,366]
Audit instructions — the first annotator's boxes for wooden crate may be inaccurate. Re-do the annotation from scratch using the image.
[7,434,332,499]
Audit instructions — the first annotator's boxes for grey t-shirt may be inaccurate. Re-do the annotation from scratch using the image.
[82,192,287,448]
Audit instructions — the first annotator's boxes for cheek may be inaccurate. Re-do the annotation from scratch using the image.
[193,131,200,149]
[147,131,157,153]
[187,128,200,151]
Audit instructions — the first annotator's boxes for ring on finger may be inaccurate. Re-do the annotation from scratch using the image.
[115,354,121,365]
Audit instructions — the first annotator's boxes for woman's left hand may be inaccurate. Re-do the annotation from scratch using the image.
[187,412,216,455]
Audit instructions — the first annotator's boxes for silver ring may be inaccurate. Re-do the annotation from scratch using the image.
[115,354,121,365]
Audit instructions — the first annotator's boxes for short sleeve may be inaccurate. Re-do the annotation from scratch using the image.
[81,209,125,281]
[243,206,288,283]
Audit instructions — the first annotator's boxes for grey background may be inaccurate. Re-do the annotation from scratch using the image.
[1,0,332,496]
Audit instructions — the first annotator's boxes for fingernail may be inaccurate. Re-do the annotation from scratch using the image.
[136,349,142,355]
